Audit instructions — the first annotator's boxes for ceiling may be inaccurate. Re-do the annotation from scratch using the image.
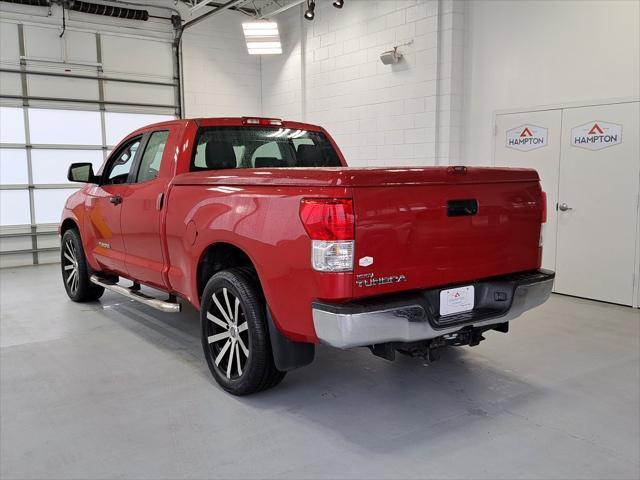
[176,0,301,18]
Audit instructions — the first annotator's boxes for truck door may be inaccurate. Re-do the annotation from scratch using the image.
[85,135,143,275]
[120,129,172,289]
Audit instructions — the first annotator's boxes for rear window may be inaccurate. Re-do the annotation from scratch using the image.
[191,127,342,171]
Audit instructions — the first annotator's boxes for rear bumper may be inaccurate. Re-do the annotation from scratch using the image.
[312,269,554,348]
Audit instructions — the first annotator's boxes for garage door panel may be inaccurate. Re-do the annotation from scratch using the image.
[36,233,62,249]
[0,72,22,96]
[0,149,29,185]
[28,109,102,145]
[24,25,63,61]
[0,234,32,252]
[0,252,36,268]
[64,30,97,64]
[103,81,175,107]
[101,35,173,79]
[28,76,99,102]
[0,21,20,65]
[0,190,31,226]
[35,250,60,264]
[0,107,26,144]
[33,188,79,224]
[31,150,103,185]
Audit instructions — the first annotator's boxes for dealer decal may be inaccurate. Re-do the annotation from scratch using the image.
[506,124,548,152]
[571,121,622,150]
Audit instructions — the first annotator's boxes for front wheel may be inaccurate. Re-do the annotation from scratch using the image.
[60,229,104,302]
[201,268,285,395]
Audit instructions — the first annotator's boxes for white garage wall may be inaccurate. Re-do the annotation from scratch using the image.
[262,0,445,167]
[181,1,466,167]
[461,0,640,165]
[261,7,304,121]
[181,11,262,118]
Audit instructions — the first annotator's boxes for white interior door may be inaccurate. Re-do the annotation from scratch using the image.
[494,110,562,272]
[555,101,640,306]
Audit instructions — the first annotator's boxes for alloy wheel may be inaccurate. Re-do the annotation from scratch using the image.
[206,288,250,380]
[62,239,79,295]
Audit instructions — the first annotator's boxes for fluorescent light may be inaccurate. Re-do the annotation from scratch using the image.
[248,49,283,55]
[268,128,291,137]
[289,130,307,138]
[268,128,285,137]
[242,21,282,55]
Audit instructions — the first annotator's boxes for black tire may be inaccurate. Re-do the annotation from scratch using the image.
[60,229,105,302]
[201,268,285,396]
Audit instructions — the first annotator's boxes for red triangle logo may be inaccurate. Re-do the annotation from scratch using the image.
[520,127,533,137]
[588,123,604,135]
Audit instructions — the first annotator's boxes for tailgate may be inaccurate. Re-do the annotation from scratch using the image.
[352,178,543,299]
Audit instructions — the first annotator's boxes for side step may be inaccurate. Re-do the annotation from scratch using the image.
[90,275,181,313]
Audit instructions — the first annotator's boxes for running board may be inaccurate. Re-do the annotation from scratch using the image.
[90,275,181,313]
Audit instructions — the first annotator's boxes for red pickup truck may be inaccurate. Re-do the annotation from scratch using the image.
[60,117,554,395]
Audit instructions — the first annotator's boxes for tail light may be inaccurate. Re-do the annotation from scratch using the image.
[539,191,547,247]
[300,198,354,272]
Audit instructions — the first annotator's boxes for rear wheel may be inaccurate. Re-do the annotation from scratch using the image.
[201,268,285,395]
[61,229,104,302]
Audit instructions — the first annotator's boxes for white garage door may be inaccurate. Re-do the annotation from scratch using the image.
[0,20,178,267]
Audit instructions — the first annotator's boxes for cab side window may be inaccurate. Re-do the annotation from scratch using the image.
[136,131,169,183]
[103,136,141,185]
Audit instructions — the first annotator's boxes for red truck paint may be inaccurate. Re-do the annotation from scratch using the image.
[61,118,546,344]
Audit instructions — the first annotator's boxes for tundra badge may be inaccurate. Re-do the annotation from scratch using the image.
[356,273,407,288]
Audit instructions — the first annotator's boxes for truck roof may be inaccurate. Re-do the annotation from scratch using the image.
[133,117,324,134]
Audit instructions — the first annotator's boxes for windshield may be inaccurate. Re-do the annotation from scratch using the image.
[191,127,342,170]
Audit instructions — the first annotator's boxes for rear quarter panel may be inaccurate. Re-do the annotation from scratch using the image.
[164,184,353,342]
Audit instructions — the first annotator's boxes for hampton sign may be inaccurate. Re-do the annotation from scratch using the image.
[571,121,622,151]
[506,125,548,152]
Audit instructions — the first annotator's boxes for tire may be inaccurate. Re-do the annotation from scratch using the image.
[60,229,105,302]
[201,268,285,396]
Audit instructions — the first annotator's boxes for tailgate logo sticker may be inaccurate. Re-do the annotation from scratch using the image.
[358,256,374,267]
[356,273,406,288]
[571,121,622,151]
[506,124,548,152]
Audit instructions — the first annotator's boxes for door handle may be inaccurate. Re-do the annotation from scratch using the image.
[109,195,122,205]
[558,202,573,212]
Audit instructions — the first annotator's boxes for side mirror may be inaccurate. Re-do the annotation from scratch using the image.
[67,162,97,183]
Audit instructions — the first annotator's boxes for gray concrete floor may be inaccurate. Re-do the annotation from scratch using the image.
[1,264,639,480]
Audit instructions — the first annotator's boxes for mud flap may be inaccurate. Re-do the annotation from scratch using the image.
[266,309,315,371]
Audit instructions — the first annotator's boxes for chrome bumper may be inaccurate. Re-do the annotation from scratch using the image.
[312,270,554,349]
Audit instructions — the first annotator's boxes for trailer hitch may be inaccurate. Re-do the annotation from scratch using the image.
[368,323,508,362]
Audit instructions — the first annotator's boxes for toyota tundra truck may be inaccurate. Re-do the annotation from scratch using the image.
[60,117,554,396]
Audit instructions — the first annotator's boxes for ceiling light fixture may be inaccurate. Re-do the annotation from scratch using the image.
[333,0,344,8]
[242,21,282,55]
[304,0,315,21]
